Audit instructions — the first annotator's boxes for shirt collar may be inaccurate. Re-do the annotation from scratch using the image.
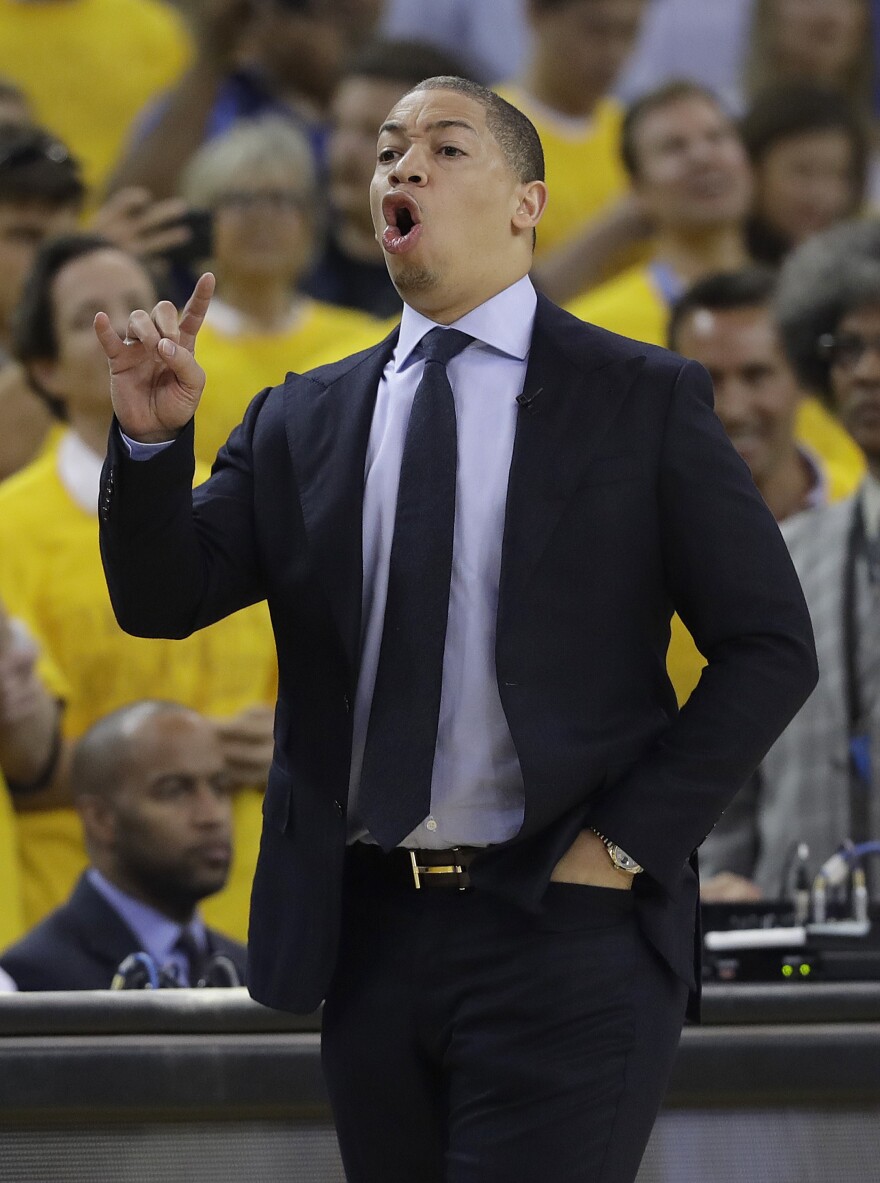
[56,429,104,516]
[205,295,307,339]
[648,261,686,307]
[394,274,537,373]
[87,868,206,965]
[799,445,828,513]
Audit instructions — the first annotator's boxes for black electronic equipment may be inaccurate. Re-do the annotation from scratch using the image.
[701,900,880,983]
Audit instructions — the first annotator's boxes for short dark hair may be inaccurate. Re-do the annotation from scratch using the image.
[621,81,727,179]
[668,266,779,351]
[344,39,468,90]
[12,233,154,420]
[776,219,880,402]
[0,124,84,208]
[741,83,868,202]
[409,76,545,184]
[12,234,119,367]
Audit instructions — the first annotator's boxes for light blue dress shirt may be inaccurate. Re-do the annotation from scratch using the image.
[348,276,535,849]
[87,868,207,986]
[122,276,537,850]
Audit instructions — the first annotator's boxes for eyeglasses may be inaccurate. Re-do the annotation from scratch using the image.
[0,135,74,172]
[214,189,310,214]
[817,332,880,370]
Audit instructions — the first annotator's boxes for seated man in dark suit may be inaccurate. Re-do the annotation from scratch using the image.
[0,700,246,990]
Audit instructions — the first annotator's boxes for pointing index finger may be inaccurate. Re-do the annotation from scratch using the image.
[178,272,216,354]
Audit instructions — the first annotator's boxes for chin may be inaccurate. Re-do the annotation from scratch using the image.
[388,259,442,296]
[189,873,229,902]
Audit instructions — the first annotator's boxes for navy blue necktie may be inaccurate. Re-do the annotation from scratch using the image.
[358,327,474,850]
[174,926,206,988]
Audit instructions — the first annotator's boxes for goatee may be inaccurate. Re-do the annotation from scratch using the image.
[390,262,441,294]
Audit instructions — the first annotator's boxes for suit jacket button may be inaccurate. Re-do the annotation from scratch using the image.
[342,694,351,714]
[334,799,344,817]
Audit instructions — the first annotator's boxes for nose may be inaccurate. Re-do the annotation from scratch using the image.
[191,780,229,830]
[716,379,751,427]
[686,136,717,168]
[390,144,428,187]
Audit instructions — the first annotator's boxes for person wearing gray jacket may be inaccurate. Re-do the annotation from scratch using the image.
[701,219,880,899]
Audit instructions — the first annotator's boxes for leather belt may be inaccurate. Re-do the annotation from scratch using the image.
[348,842,480,890]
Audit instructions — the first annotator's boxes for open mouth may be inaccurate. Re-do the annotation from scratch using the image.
[381,192,423,255]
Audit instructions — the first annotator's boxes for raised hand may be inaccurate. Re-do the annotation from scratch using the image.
[0,608,45,728]
[213,704,275,788]
[699,872,763,903]
[94,272,215,444]
[90,187,194,261]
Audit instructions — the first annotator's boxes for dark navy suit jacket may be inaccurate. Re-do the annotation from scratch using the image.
[97,295,818,1014]
[0,874,247,992]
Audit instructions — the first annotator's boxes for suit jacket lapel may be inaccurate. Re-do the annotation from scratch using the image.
[284,331,399,672]
[70,875,145,970]
[498,297,647,614]
[282,302,646,668]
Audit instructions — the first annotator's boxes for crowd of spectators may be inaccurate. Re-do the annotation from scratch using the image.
[0,0,879,990]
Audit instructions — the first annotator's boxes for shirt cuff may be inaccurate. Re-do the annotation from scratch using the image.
[119,426,176,460]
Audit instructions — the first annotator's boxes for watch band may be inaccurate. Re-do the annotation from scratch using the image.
[590,828,643,874]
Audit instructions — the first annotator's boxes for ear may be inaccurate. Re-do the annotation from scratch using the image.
[77,794,117,850]
[512,180,548,234]
[28,359,65,399]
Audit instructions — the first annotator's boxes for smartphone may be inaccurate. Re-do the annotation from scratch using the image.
[161,208,214,266]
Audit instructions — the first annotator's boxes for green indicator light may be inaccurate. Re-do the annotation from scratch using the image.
[799,964,811,977]
[782,964,794,978]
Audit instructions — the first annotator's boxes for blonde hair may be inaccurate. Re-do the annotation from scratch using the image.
[745,0,872,114]
[180,116,317,211]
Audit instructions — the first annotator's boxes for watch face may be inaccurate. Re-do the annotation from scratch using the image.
[610,846,642,873]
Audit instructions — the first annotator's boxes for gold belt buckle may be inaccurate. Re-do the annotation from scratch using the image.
[409,850,468,890]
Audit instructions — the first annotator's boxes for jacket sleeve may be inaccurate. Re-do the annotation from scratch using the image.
[588,359,818,894]
[697,771,761,880]
[99,389,273,640]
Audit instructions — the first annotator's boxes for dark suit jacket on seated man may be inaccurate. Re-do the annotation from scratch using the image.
[94,76,817,1183]
[1,701,246,991]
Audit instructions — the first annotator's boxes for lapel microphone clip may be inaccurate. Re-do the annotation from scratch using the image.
[516,388,543,412]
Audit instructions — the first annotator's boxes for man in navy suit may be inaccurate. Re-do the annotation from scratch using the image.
[94,77,816,1182]
[1,701,246,991]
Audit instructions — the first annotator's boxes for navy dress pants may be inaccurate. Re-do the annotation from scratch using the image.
[321,848,689,1183]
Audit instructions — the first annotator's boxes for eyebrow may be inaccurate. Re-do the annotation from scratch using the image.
[378,118,478,138]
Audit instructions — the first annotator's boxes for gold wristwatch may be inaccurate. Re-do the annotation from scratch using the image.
[590,828,643,874]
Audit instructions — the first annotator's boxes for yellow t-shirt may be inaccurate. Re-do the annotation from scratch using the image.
[0,770,24,952]
[0,438,278,939]
[0,0,191,198]
[569,263,668,346]
[195,299,391,468]
[571,265,865,704]
[495,84,628,260]
[0,638,69,952]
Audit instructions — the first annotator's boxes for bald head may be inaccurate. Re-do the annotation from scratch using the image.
[70,700,201,802]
